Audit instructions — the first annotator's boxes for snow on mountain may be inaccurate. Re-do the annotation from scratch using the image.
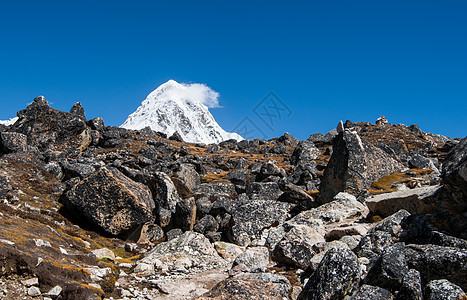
[121,80,243,144]
[0,117,18,126]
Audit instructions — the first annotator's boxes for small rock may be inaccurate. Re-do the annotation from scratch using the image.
[22,277,39,287]
[27,286,41,297]
[43,285,62,299]
[92,248,115,261]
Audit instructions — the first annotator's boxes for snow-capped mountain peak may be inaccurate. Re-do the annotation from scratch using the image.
[121,80,243,144]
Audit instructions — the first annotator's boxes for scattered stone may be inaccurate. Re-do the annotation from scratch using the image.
[27,286,41,297]
[43,285,62,299]
[246,182,283,201]
[214,242,244,262]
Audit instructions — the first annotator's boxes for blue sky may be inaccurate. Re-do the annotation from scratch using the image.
[1,1,466,139]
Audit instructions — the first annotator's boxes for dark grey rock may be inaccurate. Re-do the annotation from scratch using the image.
[62,166,154,235]
[370,209,411,237]
[400,214,467,249]
[350,285,393,300]
[277,183,315,210]
[246,182,282,201]
[277,132,299,146]
[290,141,321,165]
[87,117,105,131]
[194,215,219,234]
[319,128,403,203]
[195,197,212,218]
[226,169,250,187]
[200,272,290,299]
[365,243,408,291]
[425,279,466,300]
[298,248,360,300]
[11,96,91,152]
[0,132,28,152]
[169,131,184,142]
[174,163,200,191]
[150,172,182,229]
[405,244,467,290]
[69,102,86,120]
[62,162,96,180]
[43,161,63,179]
[192,182,237,199]
[395,269,422,300]
[272,224,324,269]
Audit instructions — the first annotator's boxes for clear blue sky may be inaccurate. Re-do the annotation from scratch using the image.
[1,0,466,139]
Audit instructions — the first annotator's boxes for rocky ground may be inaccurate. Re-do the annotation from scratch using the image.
[0,98,466,300]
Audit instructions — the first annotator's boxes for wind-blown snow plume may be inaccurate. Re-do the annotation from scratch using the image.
[121,80,243,144]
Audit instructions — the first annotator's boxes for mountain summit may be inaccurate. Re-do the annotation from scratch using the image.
[121,80,243,144]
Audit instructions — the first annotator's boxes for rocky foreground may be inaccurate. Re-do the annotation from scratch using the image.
[0,97,466,300]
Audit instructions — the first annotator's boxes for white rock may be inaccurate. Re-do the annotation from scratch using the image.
[27,286,41,297]
[34,239,51,247]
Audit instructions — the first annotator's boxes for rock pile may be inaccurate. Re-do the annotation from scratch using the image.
[0,98,465,299]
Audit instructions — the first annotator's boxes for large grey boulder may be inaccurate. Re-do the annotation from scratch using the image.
[231,246,269,273]
[228,200,292,246]
[365,243,409,291]
[62,166,154,235]
[299,247,360,300]
[272,224,325,269]
[365,185,441,217]
[174,163,200,191]
[319,127,403,203]
[290,192,368,226]
[138,231,225,272]
[150,172,182,228]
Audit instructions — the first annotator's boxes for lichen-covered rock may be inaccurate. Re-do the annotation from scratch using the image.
[10,96,91,152]
[272,224,325,269]
[299,247,360,300]
[290,140,321,165]
[231,246,269,273]
[149,172,182,228]
[138,231,225,272]
[0,132,27,152]
[63,166,154,235]
[365,243,408,291]
[246,182,283,201]
[319,128,403,203]
[425,279,466,300]
[192,182,237,198]
[228,200,292,246]
[404,244,467,290]
[350,285,393,300]
[395,269,422,300]
[199,272,290,300]
[174,163,200,191]
[194,215,219,234]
